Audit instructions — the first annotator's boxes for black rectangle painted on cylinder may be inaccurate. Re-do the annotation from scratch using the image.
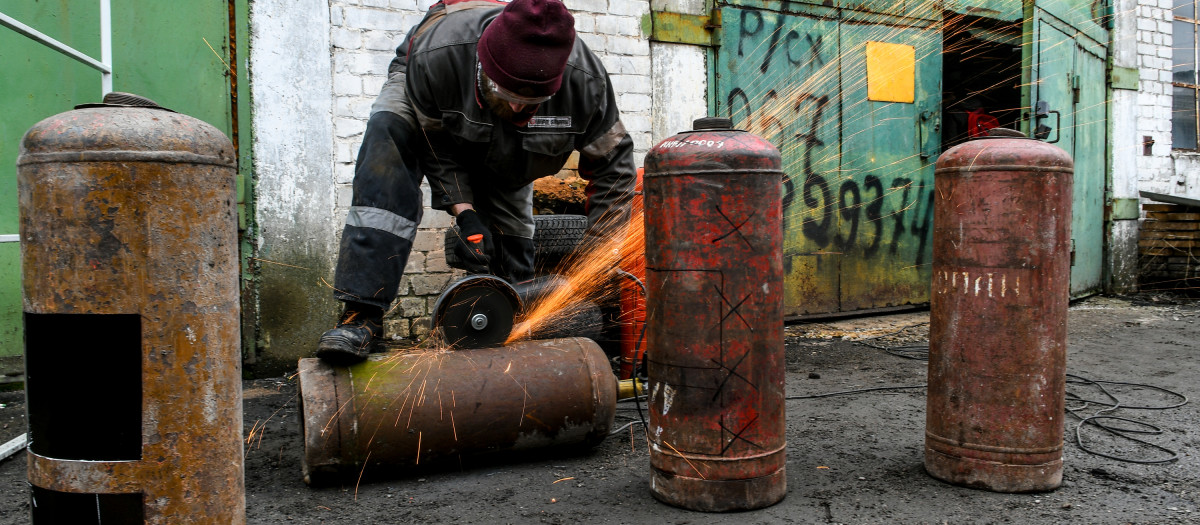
[25,313,142,461]
[30,486,144,524]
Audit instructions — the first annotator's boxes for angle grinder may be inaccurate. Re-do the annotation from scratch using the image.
[431,275,572,349]
[432,275,520,348]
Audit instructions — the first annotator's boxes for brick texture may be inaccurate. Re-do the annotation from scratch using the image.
[1137,0,1175,192]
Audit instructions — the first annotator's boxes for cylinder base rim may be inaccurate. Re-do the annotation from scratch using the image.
[925,445,1062,493]
[649,467,786,512]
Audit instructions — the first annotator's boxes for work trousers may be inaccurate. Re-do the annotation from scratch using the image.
[332,111,538,310]
[333,111,423,310]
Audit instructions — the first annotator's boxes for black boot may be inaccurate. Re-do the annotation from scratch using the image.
[316,303,384,365]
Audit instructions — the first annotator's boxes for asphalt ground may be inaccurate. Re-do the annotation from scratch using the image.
[0,292,1196,524]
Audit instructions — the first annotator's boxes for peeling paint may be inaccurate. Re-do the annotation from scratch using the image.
[661,384,676,415]
[248,0,339,374]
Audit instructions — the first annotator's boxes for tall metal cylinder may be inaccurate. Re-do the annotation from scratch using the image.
[926,129,1073,493]
[298,337,617,485]
[18,96,244,523]
[643,117,785,511]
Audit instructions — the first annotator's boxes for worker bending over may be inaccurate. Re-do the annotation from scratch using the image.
[318,0,636,364]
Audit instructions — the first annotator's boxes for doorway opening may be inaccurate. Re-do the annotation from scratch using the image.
[941,12,1024,150]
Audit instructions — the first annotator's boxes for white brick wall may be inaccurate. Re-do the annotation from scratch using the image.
[1135,0,1176,196]
[327,0,651,339]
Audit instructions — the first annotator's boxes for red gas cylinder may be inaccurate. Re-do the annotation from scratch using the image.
[926,128,1073,492]
[643,117,785,511]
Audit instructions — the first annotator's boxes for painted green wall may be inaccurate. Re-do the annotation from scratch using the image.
[107,3,233,130]
[1,2,103,367]
[1023,0,1109,296]
[1,2,236,374]
[712,0,1108,315]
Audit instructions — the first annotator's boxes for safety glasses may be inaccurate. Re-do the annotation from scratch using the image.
[477,62,552,106]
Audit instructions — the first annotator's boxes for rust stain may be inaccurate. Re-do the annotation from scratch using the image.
[926,133,1073,493]
[19,105,243,522]
[298,338,616,485]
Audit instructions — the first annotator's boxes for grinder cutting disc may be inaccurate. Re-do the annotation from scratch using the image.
[432,275,522,349]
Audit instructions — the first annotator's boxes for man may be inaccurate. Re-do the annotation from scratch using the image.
[317,0,637,364]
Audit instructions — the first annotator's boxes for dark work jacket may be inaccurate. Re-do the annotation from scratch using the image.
[392,0,635,233]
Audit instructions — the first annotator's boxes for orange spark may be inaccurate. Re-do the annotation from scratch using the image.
[508,209,645,343]
[354,450,371,501]
[662,441,706,480]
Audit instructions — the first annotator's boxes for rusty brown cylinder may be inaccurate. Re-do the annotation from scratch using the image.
[642,117,786,511]
[926,129,1074,493]
[298,337,617,485]
[18,98,243,522]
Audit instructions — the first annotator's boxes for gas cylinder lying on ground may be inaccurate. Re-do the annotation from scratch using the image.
[298,337,616,485]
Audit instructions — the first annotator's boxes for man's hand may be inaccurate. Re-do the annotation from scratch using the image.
[453,209,493,274]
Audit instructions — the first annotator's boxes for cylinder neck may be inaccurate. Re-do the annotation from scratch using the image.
[692,117,733,131]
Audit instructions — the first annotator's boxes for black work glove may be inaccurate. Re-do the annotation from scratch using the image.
[454,209,493,274]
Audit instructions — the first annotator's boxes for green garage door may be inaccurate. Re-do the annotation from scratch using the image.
[715,0,942,316]
[1,2,241,377]
[1021,0,1109,296]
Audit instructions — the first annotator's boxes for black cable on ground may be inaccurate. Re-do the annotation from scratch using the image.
[1065,373,1187,464]
[627,376,648,436]
[848,322,929,360]
[793,326,930,399]
[785,384,926,400]
[784,325,930,400]
[609,419,647,435]
[833,334,1190,464]
[855,342,928,360]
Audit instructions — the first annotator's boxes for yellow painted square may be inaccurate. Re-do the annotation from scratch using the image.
[866,41,915,103]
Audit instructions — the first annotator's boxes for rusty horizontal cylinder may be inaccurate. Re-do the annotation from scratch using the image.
[298,337,617,485]
[926,129,1074,493]
[19,96,243,523]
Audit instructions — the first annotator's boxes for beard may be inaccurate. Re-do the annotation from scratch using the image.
[481,90,540,127]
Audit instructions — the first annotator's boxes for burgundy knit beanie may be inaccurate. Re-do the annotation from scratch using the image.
[477,0,576,98]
